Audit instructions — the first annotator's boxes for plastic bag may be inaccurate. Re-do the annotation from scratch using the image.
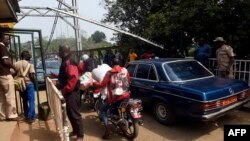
[92,64,111,82]
[80,72,93,90]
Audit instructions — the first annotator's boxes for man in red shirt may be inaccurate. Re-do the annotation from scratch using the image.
[94,58,130,139]
[57,44,83,141]
[141,50,151,59]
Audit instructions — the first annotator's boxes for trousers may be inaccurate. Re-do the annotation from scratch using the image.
[20,83,35,120]
[63,90,84,138]
[0,75,17,120]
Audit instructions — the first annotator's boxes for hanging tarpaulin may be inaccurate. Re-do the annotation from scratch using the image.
[0,22,15,29]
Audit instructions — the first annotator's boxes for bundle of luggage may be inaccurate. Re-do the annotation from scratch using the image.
[79,64,111,90]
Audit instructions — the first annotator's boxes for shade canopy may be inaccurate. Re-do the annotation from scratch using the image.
[0,0,20,24]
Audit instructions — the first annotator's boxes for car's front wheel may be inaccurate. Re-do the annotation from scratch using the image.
[153,101,176,125]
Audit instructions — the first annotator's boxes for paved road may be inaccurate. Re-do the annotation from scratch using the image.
[81,103,250,141]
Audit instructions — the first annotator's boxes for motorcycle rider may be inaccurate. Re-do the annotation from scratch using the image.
[93,58,130,139]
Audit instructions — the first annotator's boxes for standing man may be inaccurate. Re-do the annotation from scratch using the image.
[0,31,19,121]
[128,49,138,62]
[194,37,212,67]
[57,44,83,141]
[84,53,98,72]
[78,54,88,75]
[141,50,151,59]
[14,51,36,124]
[214,37,235,78]
[103,50,114,66]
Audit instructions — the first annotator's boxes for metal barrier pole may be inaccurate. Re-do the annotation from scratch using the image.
[62,102,69,141]
[208,58,250,86]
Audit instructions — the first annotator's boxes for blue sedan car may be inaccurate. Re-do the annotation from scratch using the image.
[125,58,250,125]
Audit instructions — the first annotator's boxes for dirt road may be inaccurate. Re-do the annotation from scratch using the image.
[18,91,250,141]
[82,103,250,141]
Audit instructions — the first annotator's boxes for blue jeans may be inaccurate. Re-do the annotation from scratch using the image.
[100,100,122,125]
[100,100,110,126]
[20,83,35,120]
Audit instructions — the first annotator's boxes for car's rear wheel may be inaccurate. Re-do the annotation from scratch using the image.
[153,101,176,125]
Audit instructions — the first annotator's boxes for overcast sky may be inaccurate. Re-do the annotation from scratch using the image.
[15,0,115,42]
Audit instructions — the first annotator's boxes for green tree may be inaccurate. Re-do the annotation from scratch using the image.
[90,31,106,43]
[41,34,113,53]
[103,0,250,58]
[103,0,151,47]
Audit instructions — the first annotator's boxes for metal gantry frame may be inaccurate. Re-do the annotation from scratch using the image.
[17,0,82,51]
[16,0,165,51]
[47,7,164,49]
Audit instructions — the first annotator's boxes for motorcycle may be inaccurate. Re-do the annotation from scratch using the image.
[95,98,143,140]
[81,87,100,110]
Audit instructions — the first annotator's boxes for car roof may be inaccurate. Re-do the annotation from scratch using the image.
[128,58,190,64]
[45,60,60,62]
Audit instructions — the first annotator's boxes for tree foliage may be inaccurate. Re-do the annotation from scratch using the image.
[90,31,106,43]
[103,0,250,58]
[39,33,112,55]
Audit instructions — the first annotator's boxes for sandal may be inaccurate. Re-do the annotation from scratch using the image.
[102,132,110,140]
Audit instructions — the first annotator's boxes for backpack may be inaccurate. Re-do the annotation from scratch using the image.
[14,63,31,92]
[110,68,129,96]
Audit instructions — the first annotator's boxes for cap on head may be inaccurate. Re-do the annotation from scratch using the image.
[213,37,225,42]
[82,54,89,61]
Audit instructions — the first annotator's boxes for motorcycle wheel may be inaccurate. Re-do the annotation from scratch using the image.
[119,118,139,140]
[84,89,95,110]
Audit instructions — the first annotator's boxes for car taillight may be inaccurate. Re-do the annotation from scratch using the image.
[200,95,238,111]
[200,101,221,110]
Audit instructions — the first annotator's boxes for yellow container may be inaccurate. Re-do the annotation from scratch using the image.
[0,22,15,29]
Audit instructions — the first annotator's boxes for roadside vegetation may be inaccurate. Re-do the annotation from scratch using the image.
[102,0,250,58]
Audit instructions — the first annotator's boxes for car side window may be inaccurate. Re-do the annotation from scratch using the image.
[126,64,137,77]
[149,66,157,80]
[136,64,151,79]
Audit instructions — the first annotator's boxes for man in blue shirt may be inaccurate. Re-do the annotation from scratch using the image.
[194,37,211,68]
